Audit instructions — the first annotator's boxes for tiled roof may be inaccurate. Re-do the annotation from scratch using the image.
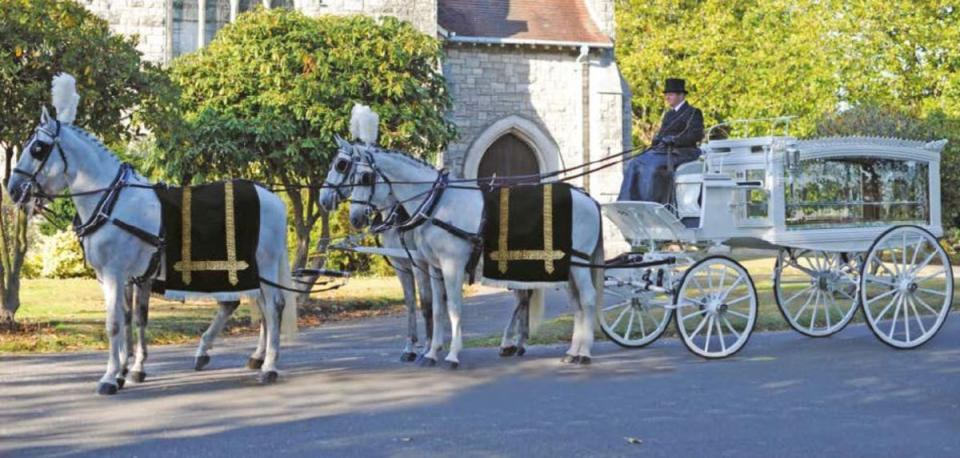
[438,0,611,45]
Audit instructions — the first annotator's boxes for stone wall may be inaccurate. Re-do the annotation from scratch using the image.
[296,0,437,36]
[442,45,583,181]
[80,0,170,63]
[442,45,627,202]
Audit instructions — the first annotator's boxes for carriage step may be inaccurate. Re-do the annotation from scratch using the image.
[681,217,700,228]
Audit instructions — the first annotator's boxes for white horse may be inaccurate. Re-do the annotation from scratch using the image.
[343,147,604,367]
[321,132,537,358]
[6,76,297,394]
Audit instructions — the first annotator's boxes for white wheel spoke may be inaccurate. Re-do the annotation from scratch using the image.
[726,294,753,306]
[865,287,898,305]
[914,269,946,284]
[716,318,727,353]
[682,308,708,322]
[792,288,818,322]
[718,276,745,301]
[916,287,947,297]
[874,260,898,278]
[909,237,923,269]
[903,294,911,342]
[912,294,941,316]
[610,305,630,330]
[728,310,751,320]
[873,293,900,321]
[782,285,815,306]
[716,267,728,292]
[637,307,648,338]
[689,313,710,338]
[888,296,904,339]
[823,291,833,328]
[625,308,635,339]
[721,315,741,339]
[809,290,820,331]
[906,297,928,334]
[911,249,939,276]
[863,275,897,288]
[704,316,714,352]
[602,300,630,312]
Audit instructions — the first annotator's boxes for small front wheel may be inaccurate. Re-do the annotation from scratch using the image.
[674,256,758,358]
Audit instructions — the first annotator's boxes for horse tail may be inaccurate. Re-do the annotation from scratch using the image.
[528,289,545,335]
[279,243,299,340]
[591,219,605,326]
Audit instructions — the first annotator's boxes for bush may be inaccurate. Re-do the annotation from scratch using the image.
[24,231,94,279]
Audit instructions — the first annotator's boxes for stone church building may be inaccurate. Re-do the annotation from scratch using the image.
[80,0,631,201]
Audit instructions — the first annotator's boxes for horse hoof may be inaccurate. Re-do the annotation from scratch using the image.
[129,371,147,383]
[419,357,437,367]
[499,346,518,357]
[516,347,526,356]
[96,382,119,396]
[561,355,579,364]
[116,377,126,389]
[447,361,460,370]
[259,371,279,385]
[246,357,265,370]
[400,352,417,362]
[122,367,129,377]
[194,355,210,371]
[577,356,592,365]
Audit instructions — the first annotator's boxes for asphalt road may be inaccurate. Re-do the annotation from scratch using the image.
[1,288,958,457]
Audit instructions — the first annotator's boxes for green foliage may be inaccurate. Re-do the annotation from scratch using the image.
[23,230,93,279]
[0,0,177,153]
[158,8,456,184]
[617,1,960,141]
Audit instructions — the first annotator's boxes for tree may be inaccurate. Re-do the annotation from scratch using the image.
[0,0,176,325]
[158,8,456,273]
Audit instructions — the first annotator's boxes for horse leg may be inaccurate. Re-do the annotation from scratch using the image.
[120,284,133,383]
[395,260,419,362]
[247,319,266,370]
[499,291,529,357]
[420,266,445,367]
[129,281,151,383]
[96,275,127,395]
[257,285,283,384]
[562,278,585,364]
[442,263,466,369]
[194,301,241,371]
[517,291,532,356]
[413,261,433,354]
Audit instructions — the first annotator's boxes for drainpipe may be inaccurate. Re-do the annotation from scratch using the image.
[577,45,590,192]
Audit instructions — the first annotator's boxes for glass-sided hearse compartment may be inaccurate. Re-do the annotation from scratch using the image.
[783,155,930,230]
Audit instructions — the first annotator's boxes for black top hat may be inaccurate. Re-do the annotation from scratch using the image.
[663,78,687,94]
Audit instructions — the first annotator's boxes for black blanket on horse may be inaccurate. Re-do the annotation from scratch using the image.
[154,180,260,299]
[482,183,573,287]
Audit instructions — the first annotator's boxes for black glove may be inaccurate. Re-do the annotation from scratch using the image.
[661,135,676,146]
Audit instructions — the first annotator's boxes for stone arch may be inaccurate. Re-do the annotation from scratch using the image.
[462,115,561,181]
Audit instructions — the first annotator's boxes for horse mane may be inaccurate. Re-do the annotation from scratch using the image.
[63,124,122,167]
[365,145,436,171]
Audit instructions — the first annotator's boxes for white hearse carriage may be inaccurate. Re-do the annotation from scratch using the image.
[601,121,953,358]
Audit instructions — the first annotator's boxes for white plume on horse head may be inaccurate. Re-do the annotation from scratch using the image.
[51,73,80,124]
[349,104,379,145]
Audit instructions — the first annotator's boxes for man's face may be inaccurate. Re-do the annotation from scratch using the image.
[664,92,684,108]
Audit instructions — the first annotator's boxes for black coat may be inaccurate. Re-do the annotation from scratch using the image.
[650,102,704,156]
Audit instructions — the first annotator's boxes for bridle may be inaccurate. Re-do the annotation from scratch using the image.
[11,121,68,205]
[324,150,357,202]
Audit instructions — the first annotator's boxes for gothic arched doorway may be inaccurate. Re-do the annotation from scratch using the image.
[477,133,541,186]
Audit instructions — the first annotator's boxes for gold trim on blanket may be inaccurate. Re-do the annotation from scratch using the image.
[173,182,250,285]
[489,185,565,274]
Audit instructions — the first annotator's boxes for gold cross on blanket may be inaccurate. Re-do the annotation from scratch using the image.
[173,181,250,285]
[488,184,566,274]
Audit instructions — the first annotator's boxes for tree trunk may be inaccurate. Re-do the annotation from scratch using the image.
[0,145,28,326]
[297,210,330,304]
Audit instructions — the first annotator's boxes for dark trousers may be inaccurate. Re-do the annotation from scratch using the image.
[617,149,700,203]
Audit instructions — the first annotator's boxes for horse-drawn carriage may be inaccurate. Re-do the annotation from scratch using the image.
[599,121,953,358]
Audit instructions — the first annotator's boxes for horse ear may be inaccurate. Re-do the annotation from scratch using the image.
[334,135,350,150]
[40,105,51,124]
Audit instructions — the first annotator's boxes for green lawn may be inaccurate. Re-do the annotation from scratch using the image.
[0,277,408,353]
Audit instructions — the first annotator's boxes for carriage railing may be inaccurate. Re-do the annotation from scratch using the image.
[706,116,797,141]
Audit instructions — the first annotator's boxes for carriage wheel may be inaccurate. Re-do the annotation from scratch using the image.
[860,225,953,349]
[773,249,860,337]
[674,256,758,358]
[598,269,674,348]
